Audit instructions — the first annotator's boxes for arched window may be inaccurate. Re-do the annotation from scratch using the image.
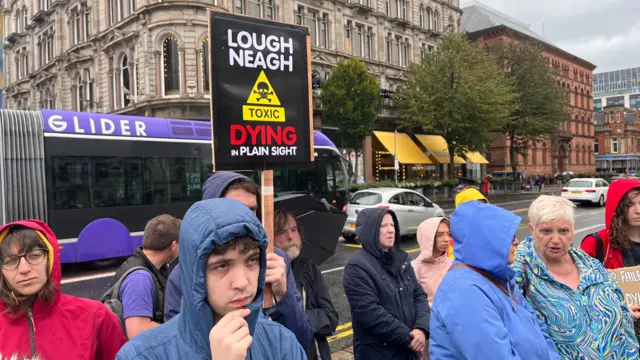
[46,88,54,109]
[201,38,210,93]
[162,37,180,96]
[121,55,131,106]
[427,8,433,30]
[582,145,587,165]
[419,5,424,27]
[22,7,28,31]
[448,15,454,32]
[434,11,439,31]
[75,75,85,111]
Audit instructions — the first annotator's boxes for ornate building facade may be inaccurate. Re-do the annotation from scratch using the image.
[3,0,461,123]
[462,2,596,176]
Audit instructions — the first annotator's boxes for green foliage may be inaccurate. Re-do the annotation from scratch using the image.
[320,58,380,150]
[395,33,517,178]
[487,41,571,177]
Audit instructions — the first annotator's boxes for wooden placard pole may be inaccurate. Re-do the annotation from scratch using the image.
[261,169,275,308]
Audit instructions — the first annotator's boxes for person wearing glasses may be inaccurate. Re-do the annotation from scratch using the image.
[0,220,126,359]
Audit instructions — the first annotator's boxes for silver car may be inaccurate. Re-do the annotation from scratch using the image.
[342,187,445,242]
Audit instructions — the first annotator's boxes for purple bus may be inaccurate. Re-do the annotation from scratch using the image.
[0,109,350,264]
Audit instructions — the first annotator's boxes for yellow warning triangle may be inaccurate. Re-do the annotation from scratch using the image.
[246,70,282,106]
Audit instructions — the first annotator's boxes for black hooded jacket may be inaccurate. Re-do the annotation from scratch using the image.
[343,208,430,360]
[291,256,339,360]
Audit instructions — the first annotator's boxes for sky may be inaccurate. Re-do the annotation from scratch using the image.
[461,0,640,73]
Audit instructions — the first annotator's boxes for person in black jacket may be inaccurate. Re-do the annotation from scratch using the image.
[274,209,339,360]
[343,208,430,360]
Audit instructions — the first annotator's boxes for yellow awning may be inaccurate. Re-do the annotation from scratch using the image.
[373,131,432,164]
[414,135,466,164]
[465,151,489,164]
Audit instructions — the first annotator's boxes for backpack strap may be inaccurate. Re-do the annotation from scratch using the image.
[112,266,164,322]
[519,261,530,300]
[582,232,605,264]
[109,266,149,300]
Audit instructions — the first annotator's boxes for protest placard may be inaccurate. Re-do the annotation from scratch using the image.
[208,10,313,307]
[208,11,313,171]
[608,265,640,306]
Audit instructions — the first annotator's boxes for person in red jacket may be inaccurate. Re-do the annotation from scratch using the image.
[0,220,126,359]
[581,179,640,269]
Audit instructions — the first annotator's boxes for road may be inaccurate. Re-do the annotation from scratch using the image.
[59,198,605,353]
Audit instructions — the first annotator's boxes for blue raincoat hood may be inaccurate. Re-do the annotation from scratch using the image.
[202,172,251,200]
[450,200,521,280]
[355,207,402,259]
[177,197,268,358]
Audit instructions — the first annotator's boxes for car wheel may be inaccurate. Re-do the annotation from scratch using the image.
[599,195,605,207]
[343,234,357,243]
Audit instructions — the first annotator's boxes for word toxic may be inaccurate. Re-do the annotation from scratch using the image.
[243,70,286,122]
[228,30,294,72]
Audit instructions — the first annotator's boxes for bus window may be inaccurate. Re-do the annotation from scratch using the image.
[52,157,91,210]
[168,157,202,202]
[52,155,202,209]
[144,158,170,205]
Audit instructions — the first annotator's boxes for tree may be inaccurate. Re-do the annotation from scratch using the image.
[320,58,380,179]
[487,41,570,179]
[396,33,516,179]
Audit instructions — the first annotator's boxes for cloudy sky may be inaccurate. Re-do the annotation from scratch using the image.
[462,0,640,73]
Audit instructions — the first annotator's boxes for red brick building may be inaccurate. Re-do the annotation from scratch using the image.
[461,3,597,176]
[594,106,640,173]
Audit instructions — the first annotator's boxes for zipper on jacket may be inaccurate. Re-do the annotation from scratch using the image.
[27,307,36,356]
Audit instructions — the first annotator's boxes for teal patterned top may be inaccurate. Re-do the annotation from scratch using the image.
[512,237,639,360]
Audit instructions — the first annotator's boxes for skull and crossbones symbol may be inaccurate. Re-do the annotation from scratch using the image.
[253,82,274,102]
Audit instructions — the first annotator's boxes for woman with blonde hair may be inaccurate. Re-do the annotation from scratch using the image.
[513,195,639,358]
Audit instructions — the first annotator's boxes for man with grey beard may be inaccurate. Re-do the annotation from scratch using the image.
[273,210,339,360]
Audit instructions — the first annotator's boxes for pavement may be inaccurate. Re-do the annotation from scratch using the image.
[60,187,603,359]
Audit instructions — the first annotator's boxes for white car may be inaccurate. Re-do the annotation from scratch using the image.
[342,187,445,242]
[561,178,609,206]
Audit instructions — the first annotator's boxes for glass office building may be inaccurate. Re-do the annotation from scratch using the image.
[593,67,640,110]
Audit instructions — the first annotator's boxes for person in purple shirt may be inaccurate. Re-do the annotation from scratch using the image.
[115,214,181,339]
[164,172,312,350]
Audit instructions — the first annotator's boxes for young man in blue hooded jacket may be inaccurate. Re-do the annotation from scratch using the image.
[115,197,306,360]
[164,172,312,350]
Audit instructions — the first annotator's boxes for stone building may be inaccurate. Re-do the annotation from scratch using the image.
[461,2,597,176]
[594,106,640,173]
[3,0,461,123]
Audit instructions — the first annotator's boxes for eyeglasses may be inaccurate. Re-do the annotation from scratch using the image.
[0,248,48,270]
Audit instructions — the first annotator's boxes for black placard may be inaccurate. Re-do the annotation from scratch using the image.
[208,11,313,171]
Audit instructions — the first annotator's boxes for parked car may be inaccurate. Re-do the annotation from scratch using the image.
[342,187,445,242]
[561,178,609,206]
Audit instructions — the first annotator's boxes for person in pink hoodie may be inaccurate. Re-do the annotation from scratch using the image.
[411,217,453,360]
[411,217,453,308]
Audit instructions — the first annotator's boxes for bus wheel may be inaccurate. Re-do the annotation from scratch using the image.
[343,234,357,243]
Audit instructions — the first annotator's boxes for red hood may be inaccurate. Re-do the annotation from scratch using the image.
[0,220,61,317]
[605,179,640,231]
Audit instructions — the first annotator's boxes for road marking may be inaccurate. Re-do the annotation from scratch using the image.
[61,271,115,285]
[326,218,606,344]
